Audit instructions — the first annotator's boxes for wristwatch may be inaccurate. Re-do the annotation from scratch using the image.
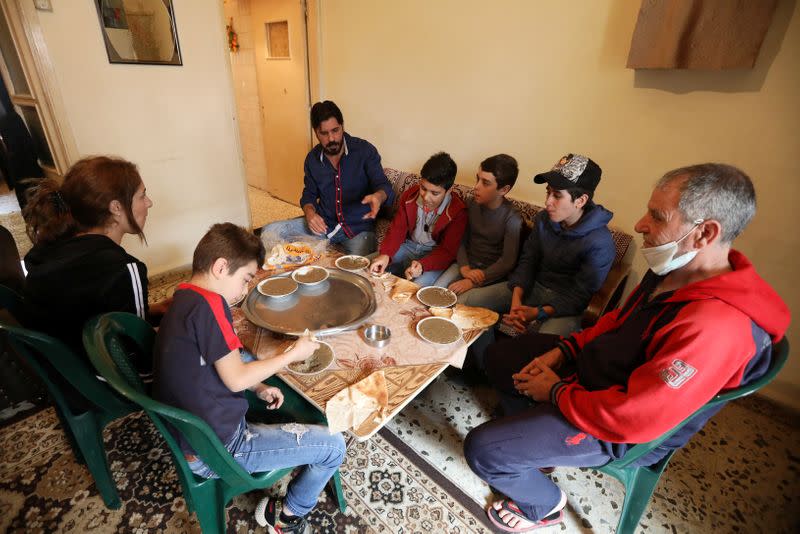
[536,307,550,322]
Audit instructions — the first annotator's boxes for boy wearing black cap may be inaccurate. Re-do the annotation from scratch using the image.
[503,153,614,333]
[468,154,616,371]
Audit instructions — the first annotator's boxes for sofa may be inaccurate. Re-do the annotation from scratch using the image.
[376,168,634,327]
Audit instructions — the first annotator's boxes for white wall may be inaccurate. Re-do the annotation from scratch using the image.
[315,0,800,409]
[36,0,249,273]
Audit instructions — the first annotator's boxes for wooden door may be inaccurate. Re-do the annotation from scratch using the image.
[251,0,312,204]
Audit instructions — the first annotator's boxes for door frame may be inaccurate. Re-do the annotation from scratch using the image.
[305,0,321,109]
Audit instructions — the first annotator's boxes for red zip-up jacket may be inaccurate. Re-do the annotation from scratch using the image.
[378,184,468,272]
[552,250,790,444]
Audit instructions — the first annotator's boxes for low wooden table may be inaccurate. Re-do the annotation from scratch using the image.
[232,250,485,440]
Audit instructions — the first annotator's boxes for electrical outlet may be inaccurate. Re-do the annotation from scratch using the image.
[34,0,53,12]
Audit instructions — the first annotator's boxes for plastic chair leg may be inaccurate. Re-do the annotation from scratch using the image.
[614,467,662,534]
[191,482,227,534]
[70,413,121,509]
[52,405,86,465]
[330,470,347,513]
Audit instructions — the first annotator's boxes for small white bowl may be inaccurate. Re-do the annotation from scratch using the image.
[291,265,329,285]
[416,286,457,308]
[286,340,335,375]
[335,255,371,272]
[257,276,298,298]
[416,316,462,346]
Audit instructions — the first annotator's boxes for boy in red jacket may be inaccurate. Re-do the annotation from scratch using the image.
[370,152,467,286]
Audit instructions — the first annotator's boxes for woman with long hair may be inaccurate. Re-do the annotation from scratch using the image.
[22,156,168,369]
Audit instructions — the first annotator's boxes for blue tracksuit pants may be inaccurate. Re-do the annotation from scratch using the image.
[464,332,623,521]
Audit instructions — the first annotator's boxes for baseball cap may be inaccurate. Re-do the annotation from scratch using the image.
[533,154,602,192]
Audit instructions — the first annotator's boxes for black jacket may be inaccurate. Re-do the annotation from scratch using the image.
[24,234,150,354]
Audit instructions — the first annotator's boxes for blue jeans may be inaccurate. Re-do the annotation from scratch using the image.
[262,216,376,256]
[188,350,346,515]
[434,263,513,313]
[387,240,442,287]
[187,419,346,516]
[433,263,461,288]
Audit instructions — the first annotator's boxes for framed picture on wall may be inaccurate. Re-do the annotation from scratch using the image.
[94,0,182,66]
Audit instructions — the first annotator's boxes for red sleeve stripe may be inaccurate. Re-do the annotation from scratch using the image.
[334,161,354,238]
[177,283,243,351]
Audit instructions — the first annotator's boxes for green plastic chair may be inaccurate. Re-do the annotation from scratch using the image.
[0,284,137,509]
[598,337,790,534]
[83,311,347,534]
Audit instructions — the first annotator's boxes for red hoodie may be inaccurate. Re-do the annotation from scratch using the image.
[553,250,790,444]
[378,184,468,272]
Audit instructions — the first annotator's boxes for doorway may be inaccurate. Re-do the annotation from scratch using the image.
[223,0,316,211]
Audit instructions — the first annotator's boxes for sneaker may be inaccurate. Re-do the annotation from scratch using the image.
[254,497,309,534]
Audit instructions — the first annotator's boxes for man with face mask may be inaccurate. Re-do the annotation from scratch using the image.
[261,100,395,256]
[463,164,790,532]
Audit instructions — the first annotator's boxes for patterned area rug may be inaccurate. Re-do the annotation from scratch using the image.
[0,408,494,533]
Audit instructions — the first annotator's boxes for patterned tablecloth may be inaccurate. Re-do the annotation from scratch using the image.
[231,250,485,440]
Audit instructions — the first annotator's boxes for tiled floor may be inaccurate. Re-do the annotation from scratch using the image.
[247,185,302,229]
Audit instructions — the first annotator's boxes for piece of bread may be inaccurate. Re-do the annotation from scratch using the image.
[431,304,498,331]
[324,389,353,434]
[428,307,453,318]
[352,370,388,410]
[390,278,420,303]
[325,370,388,433]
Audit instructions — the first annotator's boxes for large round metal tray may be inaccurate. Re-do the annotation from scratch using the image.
[242,269,376,337]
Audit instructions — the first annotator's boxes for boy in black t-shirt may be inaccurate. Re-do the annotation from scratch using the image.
[154,223,344,533]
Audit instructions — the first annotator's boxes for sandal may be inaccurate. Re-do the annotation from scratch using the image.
[487,493,566,532]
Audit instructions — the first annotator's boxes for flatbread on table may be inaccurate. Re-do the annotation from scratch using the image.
[429,304,499,331]
[325,370,388,433]
[372,271,394,293]
[390,278,420,303]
